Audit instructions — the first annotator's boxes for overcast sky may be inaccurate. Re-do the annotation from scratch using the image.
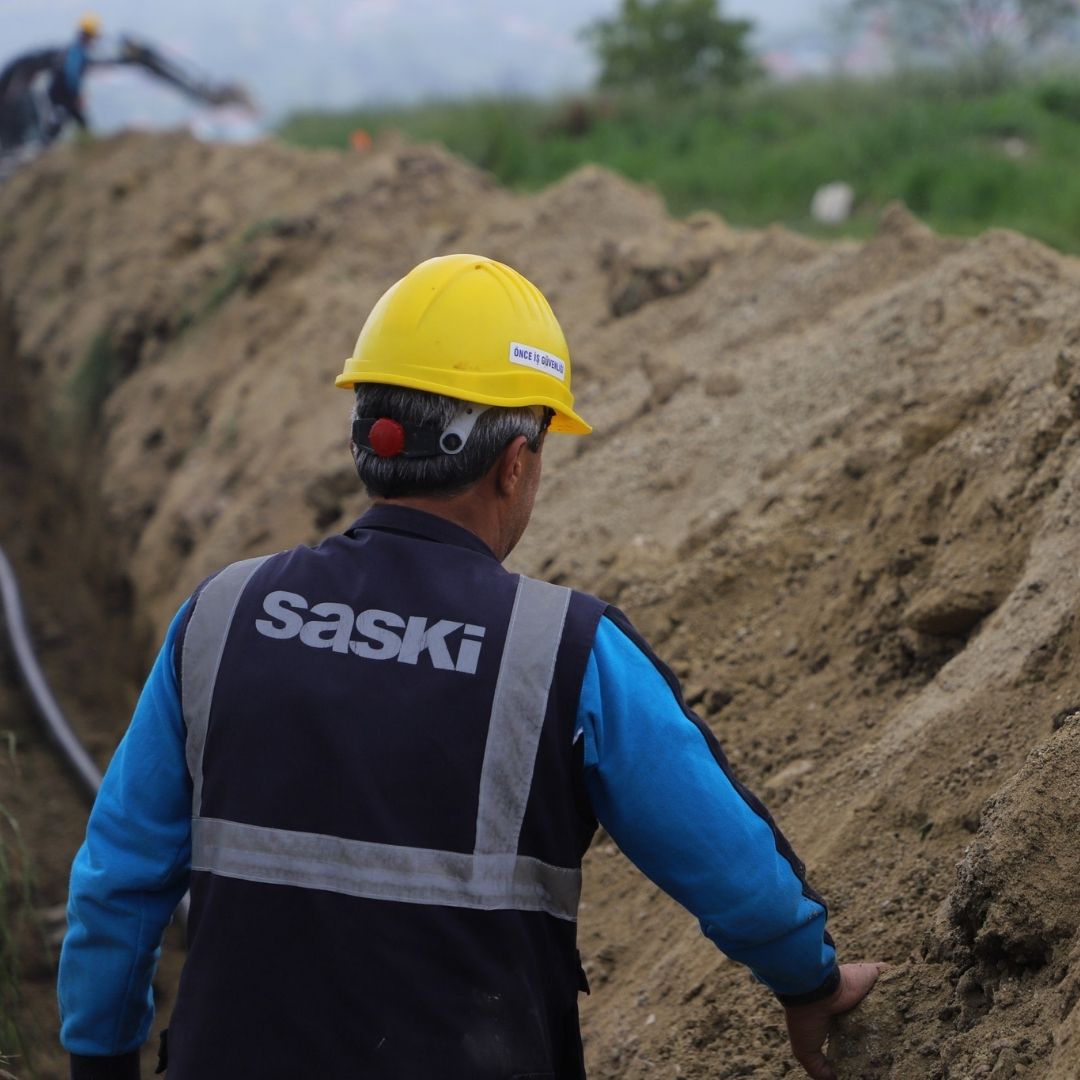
[2,0,840,128]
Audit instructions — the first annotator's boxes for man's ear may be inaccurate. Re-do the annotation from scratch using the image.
[495,435,530,498]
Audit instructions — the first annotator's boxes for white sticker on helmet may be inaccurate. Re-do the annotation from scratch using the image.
[509,341,566,382]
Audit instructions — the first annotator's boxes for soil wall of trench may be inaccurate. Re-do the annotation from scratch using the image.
[0,291,188,1079]
[4,131,1080,1078]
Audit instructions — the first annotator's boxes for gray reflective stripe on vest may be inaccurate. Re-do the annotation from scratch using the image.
[182,570,581,920]
[475,576,570,854]
[182,555,271,815]
[191,816,581,920]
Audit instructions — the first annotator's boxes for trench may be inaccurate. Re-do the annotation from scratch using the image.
[0,295,183,1078]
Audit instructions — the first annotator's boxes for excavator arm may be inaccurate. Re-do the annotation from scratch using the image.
[114,36,251,109]
[0,48,61,152]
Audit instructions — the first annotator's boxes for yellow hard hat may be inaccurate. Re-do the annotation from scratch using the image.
[78,12,102,36]
[336,254,591,435]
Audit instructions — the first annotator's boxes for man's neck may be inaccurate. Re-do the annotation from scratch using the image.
[372,493,506,560]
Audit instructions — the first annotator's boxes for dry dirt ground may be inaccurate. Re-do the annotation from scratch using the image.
[3,131,1080,1079]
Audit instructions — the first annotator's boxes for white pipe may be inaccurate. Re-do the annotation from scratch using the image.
[0,542,189,930]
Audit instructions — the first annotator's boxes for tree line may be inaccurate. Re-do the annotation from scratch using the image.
[585,0,1080,96]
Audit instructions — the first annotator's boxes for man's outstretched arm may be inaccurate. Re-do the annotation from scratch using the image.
[576,611,884,1075]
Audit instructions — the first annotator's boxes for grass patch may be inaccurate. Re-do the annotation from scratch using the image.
[281,97,558,185]
[66,330,119,431]
[176,254,249,335]
[0,733,34,1076]
[202,256,248,316]
[241,216,289,242]
[278,71,1080,252]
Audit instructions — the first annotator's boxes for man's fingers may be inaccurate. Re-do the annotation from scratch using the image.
[786,962,888,1078]
[786,1008,833,1080]
[796,1047,835,1080]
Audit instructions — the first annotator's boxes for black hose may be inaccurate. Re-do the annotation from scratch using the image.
[0,542,189,930]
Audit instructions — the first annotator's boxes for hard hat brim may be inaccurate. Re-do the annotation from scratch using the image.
[335,367,592,435]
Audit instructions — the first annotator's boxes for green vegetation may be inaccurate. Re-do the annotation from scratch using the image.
[241,216,289,242]
[1,734,33,1077]
[201,255,248,316]
[67,329,119,429]
[281,97,553,187]
[175,253,249,337]
[279,71,1080,252]
[582,0,757,96]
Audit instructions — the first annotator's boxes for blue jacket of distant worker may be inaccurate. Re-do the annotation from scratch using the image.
[47,33,92,131]
[59,37,90,96]
[58,502,838,1080]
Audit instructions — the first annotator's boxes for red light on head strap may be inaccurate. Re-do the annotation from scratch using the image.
[368,417,406,458]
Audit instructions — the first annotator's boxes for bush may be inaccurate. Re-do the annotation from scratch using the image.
[1038,80,1080,122]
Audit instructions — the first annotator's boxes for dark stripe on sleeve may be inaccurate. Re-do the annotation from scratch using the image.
[776,965,841,1007]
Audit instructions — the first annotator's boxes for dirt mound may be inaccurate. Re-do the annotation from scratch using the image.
[836,713,1080,1078]
[4,131,1080,1078]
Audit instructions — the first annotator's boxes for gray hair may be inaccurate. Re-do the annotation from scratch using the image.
[351,385,549,499]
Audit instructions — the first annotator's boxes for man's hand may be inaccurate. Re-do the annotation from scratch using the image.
[784,962,886,1080]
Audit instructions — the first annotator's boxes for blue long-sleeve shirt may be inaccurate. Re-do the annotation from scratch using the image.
[59,605,836,1056]
[62,41,90,94]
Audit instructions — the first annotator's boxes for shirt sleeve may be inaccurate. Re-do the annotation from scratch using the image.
[58,601,193,1055]
[575,611,838,1003]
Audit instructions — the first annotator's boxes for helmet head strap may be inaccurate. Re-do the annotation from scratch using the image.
[352,404,489,459]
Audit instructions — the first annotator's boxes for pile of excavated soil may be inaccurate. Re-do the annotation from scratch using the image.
[3,131,1080,1079]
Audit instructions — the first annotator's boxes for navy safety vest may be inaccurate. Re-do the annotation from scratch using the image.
[167,505,606,1079]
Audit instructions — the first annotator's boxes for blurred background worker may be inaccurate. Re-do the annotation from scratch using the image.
[45,12,101,140]
[57,255,881,1080]
[0,12,251,176]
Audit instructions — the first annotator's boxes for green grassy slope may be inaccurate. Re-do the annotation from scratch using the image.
[278,74,1080,251]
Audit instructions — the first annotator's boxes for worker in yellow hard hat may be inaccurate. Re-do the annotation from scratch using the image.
[58,255,882,1080]
[78,13,102,38]
[44,13,102,142]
